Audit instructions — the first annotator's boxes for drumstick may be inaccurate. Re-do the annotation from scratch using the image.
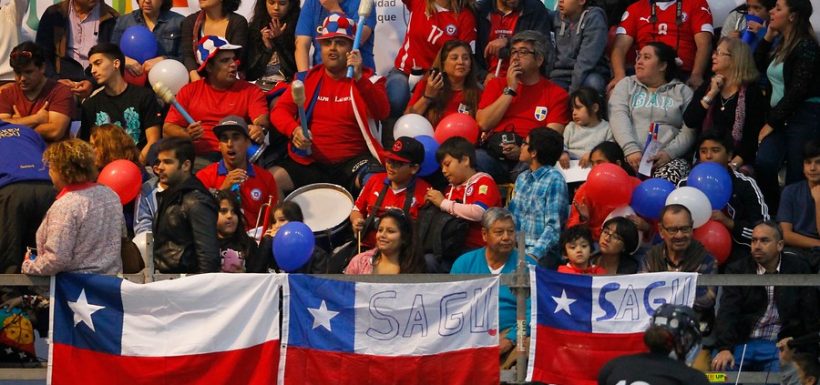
[152,82,195,125]
[291,80,312,156]
[347,0,375,79]
[495,58,503,78]
[357,229,362,254]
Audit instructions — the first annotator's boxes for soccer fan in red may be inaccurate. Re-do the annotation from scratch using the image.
[164,36,269,161]
[350,137,431,248]
[197,116,278,231]
[426,137,501,249]
[269,14,388,193]
[394,0,477,74]
[608,0,713,91]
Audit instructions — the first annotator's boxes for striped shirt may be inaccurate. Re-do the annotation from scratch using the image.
[750,258,782,340]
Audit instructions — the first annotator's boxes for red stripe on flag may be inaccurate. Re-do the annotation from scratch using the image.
[530,325,647,385]
[284,345,500,385]
[51,340,280,385]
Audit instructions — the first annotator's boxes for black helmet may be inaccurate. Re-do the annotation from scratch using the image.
[650,304,702,362]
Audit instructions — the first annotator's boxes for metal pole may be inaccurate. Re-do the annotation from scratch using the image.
[144,232,154,283]
[514,233,528,383]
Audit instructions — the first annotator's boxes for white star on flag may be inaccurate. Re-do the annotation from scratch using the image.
[552,289,576,315]
[67,289,105,332]
[308,300,339,332]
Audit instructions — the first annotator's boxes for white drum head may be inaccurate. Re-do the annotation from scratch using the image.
[284,184,354,232]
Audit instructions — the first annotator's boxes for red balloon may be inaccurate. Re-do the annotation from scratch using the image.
[98,160,142,204]
[124,70,147,87]
[693,220,732,265]
[434,113,479,144]
[585,163,632,208]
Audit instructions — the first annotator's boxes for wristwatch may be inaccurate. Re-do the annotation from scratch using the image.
[503,87,518,97]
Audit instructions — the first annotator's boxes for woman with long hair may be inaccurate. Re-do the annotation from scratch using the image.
[246,0,300,85]
[405,40,481,127]
[180,0,248,81]
[344,209,424,274]
[754,0,820,212]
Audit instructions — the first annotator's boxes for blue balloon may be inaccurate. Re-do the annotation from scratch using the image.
[119,26,158,64]
[273,222,315,272]
[415,135,440,177]
[630,178,675,221]
[688,161,732,210]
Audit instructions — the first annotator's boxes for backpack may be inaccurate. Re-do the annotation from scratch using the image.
[415,204,470,273]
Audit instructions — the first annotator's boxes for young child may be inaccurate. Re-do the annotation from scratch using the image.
[559,87,612,169]
[558,225,605,275]
[216,190,263,273]
[425,137,501,250]
[260,201,331,273]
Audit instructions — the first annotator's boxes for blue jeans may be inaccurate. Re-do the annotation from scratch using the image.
[385,68,410,118]
[551,72,608,95]
[755,102,820,212]
[475,149,527,184]
[723,339,780,373]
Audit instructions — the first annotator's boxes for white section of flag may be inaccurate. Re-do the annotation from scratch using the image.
[353,277,499,356]
[119,273,283,357]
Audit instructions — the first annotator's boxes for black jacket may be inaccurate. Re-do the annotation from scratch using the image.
[474,0,551,79]
[714,252,819,352]
[245,14,298,82]
[153,175,220,273]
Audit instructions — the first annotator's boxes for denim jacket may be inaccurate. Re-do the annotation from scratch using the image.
[111,10,184,62]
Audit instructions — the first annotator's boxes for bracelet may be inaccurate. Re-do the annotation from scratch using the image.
[701,95,713,104]
[422,94,435,100]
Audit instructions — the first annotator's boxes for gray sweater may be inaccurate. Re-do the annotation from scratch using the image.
[549,6,610,93]
[608,76,695,159]
[563,120,613,159]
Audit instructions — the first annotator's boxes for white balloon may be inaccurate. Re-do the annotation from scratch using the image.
[148,59,189,95]
[393,113,434,139]
[665,187,712,228]
[604,205,636,223]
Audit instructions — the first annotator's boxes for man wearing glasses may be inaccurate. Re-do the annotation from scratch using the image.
[476,30,569,184]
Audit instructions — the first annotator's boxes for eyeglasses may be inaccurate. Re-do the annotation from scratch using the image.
[510,49,536,57]
[662,225,693,235]
[601,228,623,242]
[712,50,732,57]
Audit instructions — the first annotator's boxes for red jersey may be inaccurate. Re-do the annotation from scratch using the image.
[394,0,477,74]
[407,78,475,123]
[354,173,432,247]
[557,263,606,275]
[270,67,389,165]
[0,80,74,133]
[444,172,501,248]
[617,0,714,72]
[479,76,570,138]
[196,161,278,230]
[486,10,522,76]
[165,79,268,155]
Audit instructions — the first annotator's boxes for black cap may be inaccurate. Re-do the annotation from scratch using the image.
[383,137,425,165]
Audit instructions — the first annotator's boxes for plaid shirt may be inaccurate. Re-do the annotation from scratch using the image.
[508,165,568,260]
[750,258,782,340]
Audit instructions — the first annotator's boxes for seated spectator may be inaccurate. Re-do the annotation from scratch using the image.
[683,133,769,265]
[594,216,640,275]
[90,123,145,233]
[683,37,766,172]
[215,190,264,273]
[383,0,475,118]
[350,136,430,250]
[344,209,425,274]
[712,221,819,374]
[721,0,775,51]
[607,0,713,91]
[508,127,568,266]
[450,208,535,359]
[474,0,550,83]
[0,42,73,143]
[180,0,247,81]
[777,140,820,271]
[0,121,55,273]
[153,138,220,274]
[260,201,331,273]
[557,225,604,275]
[549,0,609,94]
[269,15,388,193]
[754,0,820,213]
[35,0,119,98]
[777,339,820,385]
[641,204,717,327]
[81,43,162,162]
[196,116,278,231]
[246,0,299,85]
[22,139,124,275]
[294,0,376,75]
[0,0,27,85]
[425,137,501,250]
[559,87,611,168]
[110,0,185,74]
[476,30,569,183]
[405,40,481,128]
[164,36,268,169]
[609,42,695,184]
[134,140,165,236]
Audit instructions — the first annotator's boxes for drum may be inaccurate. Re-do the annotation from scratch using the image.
[284,183,354,252]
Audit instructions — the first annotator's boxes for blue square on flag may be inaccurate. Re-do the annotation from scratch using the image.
[287,274,355,352]
[53,273,124,355]
[534,268,593,332]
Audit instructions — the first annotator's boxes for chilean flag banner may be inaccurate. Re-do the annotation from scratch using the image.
[280,274,500,385]
[526,268,698,385]
[49,273,284,385]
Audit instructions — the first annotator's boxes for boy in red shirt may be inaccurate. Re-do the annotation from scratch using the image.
[426,137,501,249]
[557,225,605,275]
